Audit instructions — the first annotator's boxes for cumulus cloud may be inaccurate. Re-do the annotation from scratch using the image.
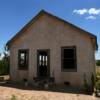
[73,8,100,15]
[88,8,100,15]
[73,8,100,20]
[86,16,96,20]
[73,8,87,15]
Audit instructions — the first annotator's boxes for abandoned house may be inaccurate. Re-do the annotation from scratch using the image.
[6,10,98,88]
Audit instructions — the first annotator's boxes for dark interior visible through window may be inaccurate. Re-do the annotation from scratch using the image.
[61,46,77,71]
[18,49,29,70]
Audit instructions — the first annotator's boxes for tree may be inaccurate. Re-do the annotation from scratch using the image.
[96,60,100,66]
[0,47,10,75]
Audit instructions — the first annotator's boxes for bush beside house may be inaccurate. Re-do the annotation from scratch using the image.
[0,51,9,76]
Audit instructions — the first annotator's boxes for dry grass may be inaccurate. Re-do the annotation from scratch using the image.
[0,75,10,80]
[96,67,100,73]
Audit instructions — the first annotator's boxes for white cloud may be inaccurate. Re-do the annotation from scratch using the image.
[86,16,96,20]
[73,8,100,20]
[88,8,100,15]
[73,8,100,15]
[73,8,87,15]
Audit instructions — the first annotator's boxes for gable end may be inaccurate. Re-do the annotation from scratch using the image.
[6,10,98,50]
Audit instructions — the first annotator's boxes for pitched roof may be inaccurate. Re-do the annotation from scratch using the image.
[6,10,98,50]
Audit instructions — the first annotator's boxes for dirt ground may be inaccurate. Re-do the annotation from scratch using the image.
[0,75,99,100]
[0,86,99,100]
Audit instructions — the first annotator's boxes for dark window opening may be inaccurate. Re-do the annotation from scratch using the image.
[39,51,48,66]
[61,46,77,71]
[18,49,29,70]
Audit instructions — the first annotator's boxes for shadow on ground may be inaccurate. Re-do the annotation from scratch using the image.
[0,81,90,95]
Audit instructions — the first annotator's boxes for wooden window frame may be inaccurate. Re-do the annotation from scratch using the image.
[61,46,77,72]
[18,49,29,70]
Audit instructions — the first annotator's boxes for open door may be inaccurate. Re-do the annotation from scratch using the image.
[37,50,50,79]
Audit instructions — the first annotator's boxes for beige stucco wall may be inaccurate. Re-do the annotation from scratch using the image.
[9,13,95,87]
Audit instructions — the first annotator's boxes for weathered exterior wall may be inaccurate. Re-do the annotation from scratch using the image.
[9,13,95,87]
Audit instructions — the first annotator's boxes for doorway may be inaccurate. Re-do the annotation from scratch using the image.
[37,49,50,79]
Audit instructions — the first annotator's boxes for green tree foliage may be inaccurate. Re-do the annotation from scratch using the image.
[96,60,100,66]
[0,59,9,75]
[0,50,9,76]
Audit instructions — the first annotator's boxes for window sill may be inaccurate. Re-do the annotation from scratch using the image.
[61,69,77,72]
[18,68,28,70]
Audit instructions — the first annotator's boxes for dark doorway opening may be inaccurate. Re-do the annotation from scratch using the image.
[37,50,50,79]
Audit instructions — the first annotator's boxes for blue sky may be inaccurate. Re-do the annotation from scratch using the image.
[0,0,100,59]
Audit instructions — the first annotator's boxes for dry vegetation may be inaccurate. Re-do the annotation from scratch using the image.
[96,67,100,73]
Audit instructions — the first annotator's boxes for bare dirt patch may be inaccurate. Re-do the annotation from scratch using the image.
[0,86,99,100]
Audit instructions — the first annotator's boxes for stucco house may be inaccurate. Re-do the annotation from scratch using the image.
[6,10,98,88]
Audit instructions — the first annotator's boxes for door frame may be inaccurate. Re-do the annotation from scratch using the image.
[37,49,50,79]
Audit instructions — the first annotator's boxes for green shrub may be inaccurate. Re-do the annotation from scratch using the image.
[95,80,100,91]
[83,74,90,93]
[91,74,95,92]
[0,59,9,75]
[94,73,100,96]
[96,60,100,66]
